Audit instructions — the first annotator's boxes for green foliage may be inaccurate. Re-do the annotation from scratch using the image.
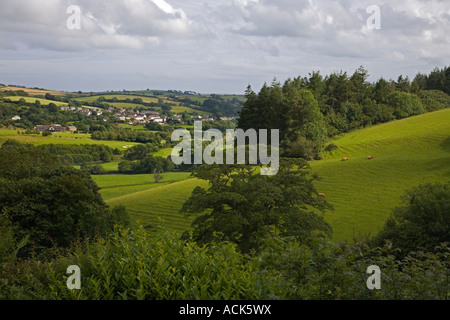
[259,236,449,300]
[118,155,174,174]
[180,159,333,252]
[0,145,130,256]
[91,126,172,145]
[12,226,278,300]
[81,164,106,175]
[238,82,326,159]
[386,91,425,119]
[123,143,155,160]
[1,225,448,300]
[373,182,450,256]
[37,144,115,164]
[418,90,450,112]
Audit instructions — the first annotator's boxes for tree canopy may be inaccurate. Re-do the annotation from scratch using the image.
[180,158,333,252]
[0,144,130,256]
[373,181,450,256]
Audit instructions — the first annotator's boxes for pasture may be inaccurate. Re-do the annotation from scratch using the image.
[97,109,450,242]
[3,96,68,106]
[98,174,206,233]
[0,129,141,149]
[310,108,450,241]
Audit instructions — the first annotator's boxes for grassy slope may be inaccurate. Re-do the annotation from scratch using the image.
[95,109,450,240]
[3,96,68,106]
[103,176,207,233]
[310,108,450,242]
[93,172,192,200]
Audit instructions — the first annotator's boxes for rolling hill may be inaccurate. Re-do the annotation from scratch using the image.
[97,108,450,241]
[310,108,450,242]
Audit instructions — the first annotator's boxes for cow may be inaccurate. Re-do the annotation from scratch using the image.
[367,156,374,160]
[342,157,349,161]
[317,193,326,198]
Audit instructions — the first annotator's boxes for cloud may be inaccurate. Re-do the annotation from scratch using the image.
[0,0,195,51]
[1,0,449,93]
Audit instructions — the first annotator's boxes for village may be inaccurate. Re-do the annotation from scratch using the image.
[30,104,235,133]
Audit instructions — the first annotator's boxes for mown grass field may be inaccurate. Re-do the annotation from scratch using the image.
[93,172,191,200]
[95,109,450,242]
[98,174,206,233]
[310,108,450,242]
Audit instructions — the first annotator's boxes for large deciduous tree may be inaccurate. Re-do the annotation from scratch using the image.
[180,159,333,253]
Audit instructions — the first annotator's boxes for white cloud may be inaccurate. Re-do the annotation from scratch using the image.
[0,0,195,51]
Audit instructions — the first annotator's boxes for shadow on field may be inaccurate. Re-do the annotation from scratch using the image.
[439,136,450,152]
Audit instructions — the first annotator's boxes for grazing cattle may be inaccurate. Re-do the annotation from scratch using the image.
[367,156,374,160]
[342,157,349,161]
[317,193,326,198]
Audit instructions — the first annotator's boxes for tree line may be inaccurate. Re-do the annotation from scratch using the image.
[1,139,119,164]
[91,126,173,145]
[238,66,450,160]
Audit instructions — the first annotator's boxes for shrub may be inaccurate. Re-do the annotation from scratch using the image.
[16,226,282,300]
[324,143,338,152]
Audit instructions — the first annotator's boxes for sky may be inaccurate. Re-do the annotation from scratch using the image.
[0,0,449,94]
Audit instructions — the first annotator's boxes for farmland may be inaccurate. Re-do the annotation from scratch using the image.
[0,129,140,149]
[92,109,450,242]
[1,83,449,242]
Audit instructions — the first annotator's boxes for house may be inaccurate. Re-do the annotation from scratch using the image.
[171,114,183,121]
[150,117,165,123]
[219,117,236,121]
[11,115,21,121]
[134,116,146,123]
[34,124,65,132]
[67,126,77,132]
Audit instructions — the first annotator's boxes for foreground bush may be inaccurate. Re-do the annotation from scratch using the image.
[2,226,281,300]
[1,226,448,300]
[259,236,449,300]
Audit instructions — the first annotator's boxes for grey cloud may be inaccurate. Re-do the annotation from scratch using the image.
[0,0,196,51]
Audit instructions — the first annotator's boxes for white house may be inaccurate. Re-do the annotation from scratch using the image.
[11,115,21,121]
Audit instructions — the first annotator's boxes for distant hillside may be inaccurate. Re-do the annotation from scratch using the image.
[1,85,245,117]
[0,86,67,96]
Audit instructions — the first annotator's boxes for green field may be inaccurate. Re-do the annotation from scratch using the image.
[152,148,174,158]
[310,108,450,242]
[93,172,191,200]
[3,96,68,106]
[0,129,141,149]
[97,109,450,242]
[95,173,205,232]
